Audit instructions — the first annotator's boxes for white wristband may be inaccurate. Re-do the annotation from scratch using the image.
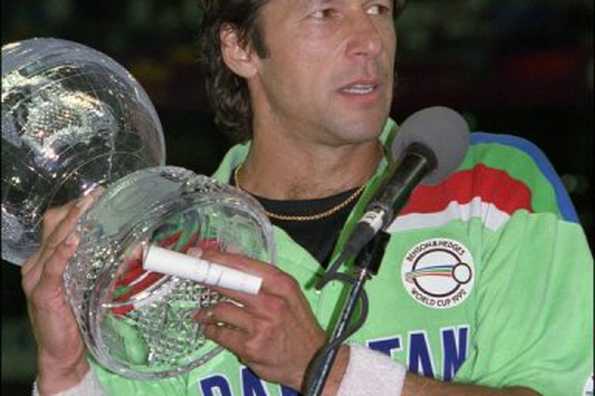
[337,344,406,396]
[32,369,105,396]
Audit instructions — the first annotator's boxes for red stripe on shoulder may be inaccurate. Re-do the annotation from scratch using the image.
[401,164,533,215]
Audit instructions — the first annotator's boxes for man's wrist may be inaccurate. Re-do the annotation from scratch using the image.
[34,363,105,396]
[36,358,90,395]
[319,345,351,396]
[336,344,406,396]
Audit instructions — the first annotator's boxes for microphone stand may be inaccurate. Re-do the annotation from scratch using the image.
[305,231,390,396]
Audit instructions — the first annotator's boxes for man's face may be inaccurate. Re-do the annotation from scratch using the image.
[251,0,396,147]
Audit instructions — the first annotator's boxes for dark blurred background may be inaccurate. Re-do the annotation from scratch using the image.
[2,0,593,393]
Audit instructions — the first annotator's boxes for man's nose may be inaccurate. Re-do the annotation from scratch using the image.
[345,12,383,60]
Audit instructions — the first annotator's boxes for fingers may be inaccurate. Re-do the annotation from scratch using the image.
[192,250,326,388]
[185,248,264,308]
[22,190,101,296]
[21,201,78,297]
[190,249,309,321]
[21,251,42,297]
[42,193,96,254]
[202,323,249,359]
[29,234,80,301]
[195,300,255,334]
[40,200,79,242]
[21,250,42,279]
[32,204,83,288]
[200,249,300,297]
[22,202,80,296]
[201,249,279,282]
[198,305,275,367]
[41,233,80,282]
[203,284,262,310]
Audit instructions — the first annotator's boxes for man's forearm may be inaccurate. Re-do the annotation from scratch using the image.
[332,345,540,396]
[36,356,90,395]
[402,373,540,396]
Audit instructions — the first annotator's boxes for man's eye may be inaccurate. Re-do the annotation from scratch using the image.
[312,9,335,19]
[367,4,392,16]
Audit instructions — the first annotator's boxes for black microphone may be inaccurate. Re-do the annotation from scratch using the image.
[343,106,470,258]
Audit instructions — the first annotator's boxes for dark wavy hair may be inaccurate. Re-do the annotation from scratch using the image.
[197,0,269,142]
[197,0,407,142]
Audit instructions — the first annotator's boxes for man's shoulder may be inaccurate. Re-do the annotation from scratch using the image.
[459,132,579,223]
[393,132,579,233]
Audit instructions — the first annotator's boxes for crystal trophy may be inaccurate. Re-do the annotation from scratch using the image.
[1,38,276,379]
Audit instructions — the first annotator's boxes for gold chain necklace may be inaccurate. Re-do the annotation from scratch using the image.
[233,164,366,222]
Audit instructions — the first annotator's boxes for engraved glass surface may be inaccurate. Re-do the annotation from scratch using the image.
[1,38,165,265]
[64,167,276,379]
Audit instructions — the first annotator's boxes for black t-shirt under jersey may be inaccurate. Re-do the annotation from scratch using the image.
[230,175,358,268]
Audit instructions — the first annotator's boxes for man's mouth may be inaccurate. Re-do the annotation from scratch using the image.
[341,84,377,94]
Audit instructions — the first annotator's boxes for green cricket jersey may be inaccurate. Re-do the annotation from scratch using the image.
[93,120,593,396]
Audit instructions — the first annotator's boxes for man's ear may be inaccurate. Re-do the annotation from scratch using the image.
[220,24,258,78]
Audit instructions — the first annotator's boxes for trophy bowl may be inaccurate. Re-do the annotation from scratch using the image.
[65,166,276,379]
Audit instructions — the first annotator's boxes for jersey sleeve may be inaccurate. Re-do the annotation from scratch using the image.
[456,133,593,396]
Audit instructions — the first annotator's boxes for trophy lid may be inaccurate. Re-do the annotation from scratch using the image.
[1,38,166,265]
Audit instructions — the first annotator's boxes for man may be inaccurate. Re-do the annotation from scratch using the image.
[23,1,593,395]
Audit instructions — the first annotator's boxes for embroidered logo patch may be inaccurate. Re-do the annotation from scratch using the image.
[401,238,474,309]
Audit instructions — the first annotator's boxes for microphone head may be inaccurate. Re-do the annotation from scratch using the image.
[391,106,470,185]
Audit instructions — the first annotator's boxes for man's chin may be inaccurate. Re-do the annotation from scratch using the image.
[339,116,388,140]
[326,125,386,147]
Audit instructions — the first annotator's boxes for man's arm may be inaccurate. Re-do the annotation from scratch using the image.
[403,374,538,395]
[333,344,539,396]
[193,248,329,391]
[193,249,541,396]
[21,192,102,395]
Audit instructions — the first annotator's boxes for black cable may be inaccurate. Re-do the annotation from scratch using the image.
[307,232,389,394]
[315,249,350,290]
[305,271,370,393]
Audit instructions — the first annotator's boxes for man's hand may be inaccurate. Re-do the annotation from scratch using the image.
[21,191,100,394]
[193,248,344,393]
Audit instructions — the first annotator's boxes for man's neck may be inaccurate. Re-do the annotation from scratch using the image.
[236,133,383,200]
